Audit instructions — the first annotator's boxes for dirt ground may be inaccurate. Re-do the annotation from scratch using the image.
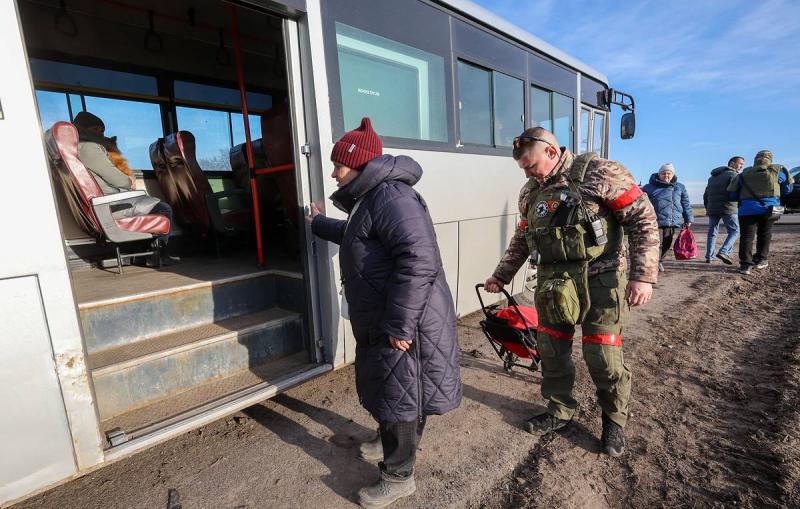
[11,225,800,509]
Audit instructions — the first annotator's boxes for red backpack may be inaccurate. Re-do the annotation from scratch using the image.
[673,226,698,260]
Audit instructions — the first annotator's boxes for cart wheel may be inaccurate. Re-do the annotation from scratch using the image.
[504,352,518,374]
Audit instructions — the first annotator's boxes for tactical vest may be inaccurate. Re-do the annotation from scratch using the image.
[523,153,623,326]
[739,164,783,200]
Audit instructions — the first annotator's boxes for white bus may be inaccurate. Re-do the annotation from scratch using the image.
[0,0,634,504]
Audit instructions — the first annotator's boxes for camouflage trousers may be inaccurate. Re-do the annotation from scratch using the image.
[535,270,632,427]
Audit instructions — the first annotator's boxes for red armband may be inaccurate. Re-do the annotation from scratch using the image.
[608,185,643,211]
[518,219,527,231]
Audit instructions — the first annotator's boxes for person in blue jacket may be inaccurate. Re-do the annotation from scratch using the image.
[642,163,693,271]
[727,150,793,275]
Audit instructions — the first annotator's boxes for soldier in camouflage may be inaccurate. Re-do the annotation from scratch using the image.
[484,127,659,457]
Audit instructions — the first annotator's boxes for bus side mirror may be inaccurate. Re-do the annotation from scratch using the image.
[621,112,635,140]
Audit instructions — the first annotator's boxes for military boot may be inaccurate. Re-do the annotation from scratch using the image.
[359,431,383,461]
[601,414,626,457]
[524,413,571,436]
[357,472,416,509]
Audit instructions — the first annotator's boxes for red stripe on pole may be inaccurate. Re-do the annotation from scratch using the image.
[538,325,574,341]
[608,185,643,211]
[582,334,623,346]
[230,4,264,266]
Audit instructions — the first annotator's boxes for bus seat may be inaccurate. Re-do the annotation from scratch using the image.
[45,121,171,245]
[151,131,214,230]
[153,131,252,237]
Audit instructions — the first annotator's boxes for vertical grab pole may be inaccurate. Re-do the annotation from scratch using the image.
[229,4,265,266]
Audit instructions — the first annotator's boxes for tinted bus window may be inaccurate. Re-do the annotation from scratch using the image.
[174,81,272,111]
[35,91,72,129]
[553,92,574,151]
[30,59,158,96]
[82,96,163,170]
[176,107,233,171]
[458,61,492,146]
[335,22,447,142]
[493,72,524,147]
[231,113,263,147]
[579,107,590,154]
[593,111,606,155]
[531,87,552,132]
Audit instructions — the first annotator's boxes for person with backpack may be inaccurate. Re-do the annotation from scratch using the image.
[306,117,461,508]
[484,127,660,458]
[727,150,793,275]
[642,163,694,272]
[702,156,743,264]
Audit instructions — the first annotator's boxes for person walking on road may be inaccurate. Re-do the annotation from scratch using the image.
[727,150,793,275]
[484,127,660,457]
[642,163,694,272]
[702,156,743,264]
[307,117,461,508]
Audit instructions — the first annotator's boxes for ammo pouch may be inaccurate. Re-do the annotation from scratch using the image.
[535,271,581,326]
[534,225,586,264]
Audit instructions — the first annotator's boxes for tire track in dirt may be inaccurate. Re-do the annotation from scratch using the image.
[478,252,800,508]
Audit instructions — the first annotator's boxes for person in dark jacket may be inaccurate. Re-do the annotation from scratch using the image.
[642,163,693,271]
[307,117,461,508]
[727,149,793,275]
[702,156,743,264]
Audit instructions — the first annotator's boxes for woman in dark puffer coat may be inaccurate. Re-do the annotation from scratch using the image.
[307,118,461,509]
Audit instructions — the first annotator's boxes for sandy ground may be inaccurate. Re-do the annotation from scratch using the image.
[12,225,800,509]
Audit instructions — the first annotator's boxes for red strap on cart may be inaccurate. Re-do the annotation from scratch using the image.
[496,306,539,330]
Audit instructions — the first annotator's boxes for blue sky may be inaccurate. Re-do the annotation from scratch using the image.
[474,0,800,203]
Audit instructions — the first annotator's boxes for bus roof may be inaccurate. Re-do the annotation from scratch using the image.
[439,0,609,84]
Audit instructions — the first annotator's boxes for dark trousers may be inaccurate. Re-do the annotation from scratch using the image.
[658,227,677,260]
[738,214,774,267]
[379,417,426,479]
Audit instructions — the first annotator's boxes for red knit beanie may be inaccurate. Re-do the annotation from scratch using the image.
[330,117,382,169]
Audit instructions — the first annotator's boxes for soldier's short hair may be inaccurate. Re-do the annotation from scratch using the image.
[728,156,744,167]
[511,127,559,160]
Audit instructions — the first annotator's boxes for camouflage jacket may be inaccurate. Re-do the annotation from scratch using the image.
[493,149,660,284]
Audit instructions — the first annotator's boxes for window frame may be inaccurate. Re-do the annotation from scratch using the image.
[29,54,283,177]
[322,2,455,150]
[578,104,609,157]
[530,85,575,151]
[455,58,525,150]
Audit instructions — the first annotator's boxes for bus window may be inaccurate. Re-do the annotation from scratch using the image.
[531,86,552,132]
[231,113,263,147]
[579,107,591,154]
[493,72,524,147]
[335,22,448,142]
[35,90,72,129]
[176,106,233,171]
[458,61,492,146]
[82,96,163,170]
[593,111,606,155]
[553,92,574,151]
[531,86,574,151]
[30,59,158,96]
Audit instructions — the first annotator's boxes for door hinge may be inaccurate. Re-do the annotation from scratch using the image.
[316,338,324,348]
[106,427,129,447]
[301,143,312,157]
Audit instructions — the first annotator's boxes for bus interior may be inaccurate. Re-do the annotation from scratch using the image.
[19,0,318,447]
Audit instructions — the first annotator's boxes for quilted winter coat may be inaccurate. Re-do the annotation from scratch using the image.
[642,173,694,227]
[311,154,462,423]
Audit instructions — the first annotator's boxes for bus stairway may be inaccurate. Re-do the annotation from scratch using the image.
[78,271,311,445]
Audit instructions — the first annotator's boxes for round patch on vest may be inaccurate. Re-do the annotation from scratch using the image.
[536,201,549,217]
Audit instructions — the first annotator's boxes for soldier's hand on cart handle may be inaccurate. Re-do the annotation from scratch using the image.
[484,276,505,293]
[625,280,653,307]
[389,337,412,351]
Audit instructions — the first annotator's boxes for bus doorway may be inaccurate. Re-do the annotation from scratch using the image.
[18,0,325,450]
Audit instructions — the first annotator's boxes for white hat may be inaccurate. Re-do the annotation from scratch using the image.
[659,163,676,174]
